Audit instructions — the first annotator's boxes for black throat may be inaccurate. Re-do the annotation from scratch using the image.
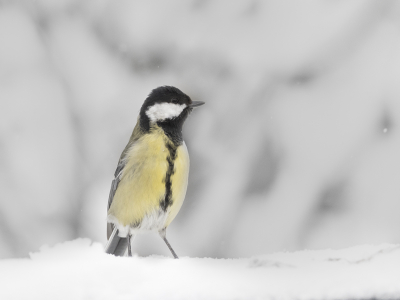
[140,107,191,147]
[156,120,183,146]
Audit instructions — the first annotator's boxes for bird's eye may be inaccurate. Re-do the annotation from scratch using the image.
[171,99,179,104]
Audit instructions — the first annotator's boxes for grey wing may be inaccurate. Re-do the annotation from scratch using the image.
[106,160,125,239]
[105,159,130,256]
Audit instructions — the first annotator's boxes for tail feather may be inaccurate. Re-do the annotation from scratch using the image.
[105,227,128,256]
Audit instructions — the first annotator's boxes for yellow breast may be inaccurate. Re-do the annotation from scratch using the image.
[107,126,189,232]
[166,142,189,226]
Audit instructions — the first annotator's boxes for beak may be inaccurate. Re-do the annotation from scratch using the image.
[189,101,205,108]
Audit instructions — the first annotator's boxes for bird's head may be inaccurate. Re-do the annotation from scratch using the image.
[139,86,204,133]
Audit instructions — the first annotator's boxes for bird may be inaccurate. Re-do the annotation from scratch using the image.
[105,86,204,258]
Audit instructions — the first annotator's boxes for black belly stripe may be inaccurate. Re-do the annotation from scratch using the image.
[161,141,177,211]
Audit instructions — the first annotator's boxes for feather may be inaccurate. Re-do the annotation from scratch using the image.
[104,227,128,256]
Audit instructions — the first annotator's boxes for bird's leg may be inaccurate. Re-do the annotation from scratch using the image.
[159,228,179,259]
[127,234,132,257]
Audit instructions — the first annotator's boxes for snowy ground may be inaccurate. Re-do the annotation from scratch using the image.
[0,239,399,300]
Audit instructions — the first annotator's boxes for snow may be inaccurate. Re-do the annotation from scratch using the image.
[0,239,399,300]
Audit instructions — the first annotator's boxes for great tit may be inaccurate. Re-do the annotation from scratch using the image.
[105,86,204,258]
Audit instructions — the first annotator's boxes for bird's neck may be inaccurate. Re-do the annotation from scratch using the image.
[139,117,183,147]
[155,121,183,146]
[140,111,188,146]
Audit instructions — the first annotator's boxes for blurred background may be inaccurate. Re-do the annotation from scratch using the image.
[1,0,400,259]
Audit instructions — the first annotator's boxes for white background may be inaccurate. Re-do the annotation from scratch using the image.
[1,0,400,260]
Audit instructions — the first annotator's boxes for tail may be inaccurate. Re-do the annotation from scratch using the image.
[105,225,128,256]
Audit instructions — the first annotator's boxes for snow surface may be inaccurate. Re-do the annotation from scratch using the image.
[0,239,399,300]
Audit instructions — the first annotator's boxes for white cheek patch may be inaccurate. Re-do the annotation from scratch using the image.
[146,103,186,122]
